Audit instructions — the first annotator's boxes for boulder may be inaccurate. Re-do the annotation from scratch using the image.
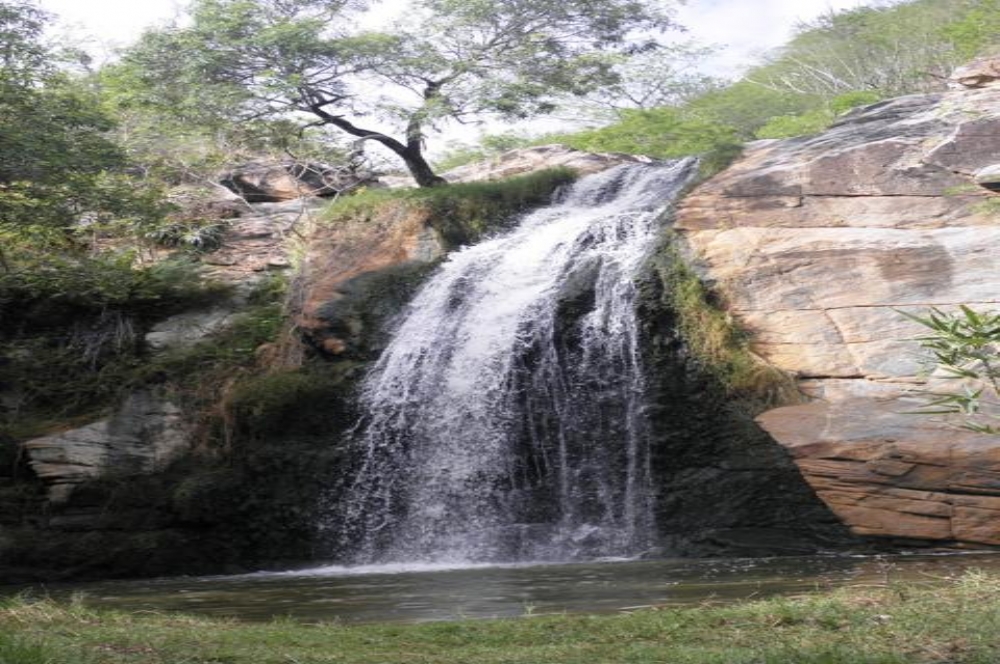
[974,164,1000,192]
[220,161,374,202]
[23,390,190,503]
[949,56,1000,89]
[675,83,1000,547]
[144,306,239,352]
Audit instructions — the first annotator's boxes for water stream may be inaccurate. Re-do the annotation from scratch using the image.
[333,160,698,564]
[10,553,1000,624]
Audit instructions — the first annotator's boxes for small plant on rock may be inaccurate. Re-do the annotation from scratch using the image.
[903,305,1000,434]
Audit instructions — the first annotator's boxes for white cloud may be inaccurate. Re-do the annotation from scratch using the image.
[37,0,182,50]
[675,0,872,75]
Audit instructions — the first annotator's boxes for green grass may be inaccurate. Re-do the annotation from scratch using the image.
[323,167,578,248]
[3,572,1000,663]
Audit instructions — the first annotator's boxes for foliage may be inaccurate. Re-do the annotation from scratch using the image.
[943,0,1000,59]
[101,62,352,190]
[540,107,740,159]
[324,167,578,246]
[566,42,723,120]
[4,572,1000,662]
[0,255,229,439]
[747,0,968,98]
[754,91,883,139]
[532,0,1000,162]
[902,305,1000,434]
[115,0,678,187]
[142,217,230,252]
[0,253,225,322]
[0,2,168,250]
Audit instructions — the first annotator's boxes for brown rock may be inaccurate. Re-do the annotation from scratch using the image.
[677,83,1000,547]
[950,57,1000,89]
[220,161,373,202]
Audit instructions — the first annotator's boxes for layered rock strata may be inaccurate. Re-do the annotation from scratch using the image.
[676,80,1000,546]
[23,390,189,505]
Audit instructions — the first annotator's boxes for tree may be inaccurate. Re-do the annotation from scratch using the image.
[0,0,166,260]
[565,42,723,123]
[115,0,677,187]
[942,0,1000,59]
[747,0,968,98]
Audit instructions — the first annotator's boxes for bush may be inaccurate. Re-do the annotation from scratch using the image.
[325,167,578,247]
[538,107,740,160]
[903,305,1000,434]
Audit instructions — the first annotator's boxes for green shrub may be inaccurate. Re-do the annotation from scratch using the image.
[324,167,578,246]
[755,91,884,140]
[226,369,349,437]
[538,107,740,160]
[902,305,1000,434]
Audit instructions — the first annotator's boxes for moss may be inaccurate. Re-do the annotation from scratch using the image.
[696,142,744,181]
[655,240,798,410]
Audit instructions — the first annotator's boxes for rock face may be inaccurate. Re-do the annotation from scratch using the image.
[294,204,447,357]
[23,390,189,504]
[675,83,1000,547]
[381,145,649,188]
[220,161,374,202]
[949,56,1000,89]
[201,197,325,282]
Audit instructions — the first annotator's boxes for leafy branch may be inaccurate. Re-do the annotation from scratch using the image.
[902,306,1000,434]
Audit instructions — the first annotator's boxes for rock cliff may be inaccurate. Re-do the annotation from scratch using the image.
[676,73,1000,546]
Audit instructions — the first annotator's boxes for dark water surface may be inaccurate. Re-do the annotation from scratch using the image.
[7,552,1000,624]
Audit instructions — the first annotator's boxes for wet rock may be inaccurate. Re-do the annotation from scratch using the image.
[675,81,1000,547]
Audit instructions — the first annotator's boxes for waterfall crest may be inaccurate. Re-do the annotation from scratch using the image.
[335,159,698,564]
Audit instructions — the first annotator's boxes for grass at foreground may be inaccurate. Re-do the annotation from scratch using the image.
[3,573,1000,664]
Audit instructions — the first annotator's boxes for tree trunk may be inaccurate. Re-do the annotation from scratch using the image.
[304,104,448,188]
[401,146,447,188]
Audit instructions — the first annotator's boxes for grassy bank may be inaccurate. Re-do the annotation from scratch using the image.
[3,573,1000,663]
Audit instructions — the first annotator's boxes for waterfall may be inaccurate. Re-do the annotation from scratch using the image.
[334,159,698,565]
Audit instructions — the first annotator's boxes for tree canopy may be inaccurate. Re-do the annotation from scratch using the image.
[114,0,679,186]
[0,0,166,256]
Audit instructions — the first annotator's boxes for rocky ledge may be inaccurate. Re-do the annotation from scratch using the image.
[676,68,1000,546]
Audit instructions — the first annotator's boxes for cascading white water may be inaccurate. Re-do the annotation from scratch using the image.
[335,159,698,564]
